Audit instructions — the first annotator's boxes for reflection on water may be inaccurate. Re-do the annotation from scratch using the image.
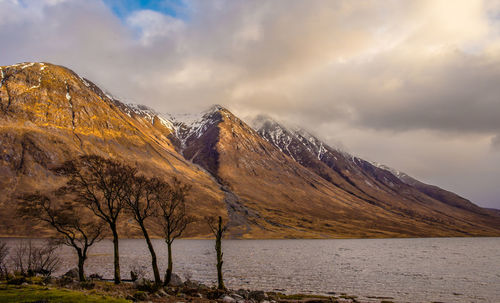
[3,237,499,303]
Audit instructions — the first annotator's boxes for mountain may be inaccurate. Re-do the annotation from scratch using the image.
[0,62,226,237]
[254,116,500,235]
[1,62,499,238]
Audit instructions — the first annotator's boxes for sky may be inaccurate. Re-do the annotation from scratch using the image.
[1,0,500,209]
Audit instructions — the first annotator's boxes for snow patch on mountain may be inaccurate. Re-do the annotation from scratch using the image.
[252,115,353,164]
[78,75,91,87]
[104,92,115,101]
[21,62,35,69]
[123,104,174,130]
[369,160,411,183]
[29,76,42,90]
[6,62,36,70]
[251,115,413,190]
[0,68,5,89]
[166,105,226,149]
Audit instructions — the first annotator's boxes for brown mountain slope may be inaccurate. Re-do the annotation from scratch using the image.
[0,62,226,238]
[1,62,499,238]
[254,117,500,236]
[169,108,500,237]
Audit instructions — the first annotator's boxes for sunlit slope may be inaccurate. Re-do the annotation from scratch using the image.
[0,62,225,237]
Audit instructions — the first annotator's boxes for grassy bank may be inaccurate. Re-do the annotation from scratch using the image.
[0,284,129,303]
[0,276,388,303]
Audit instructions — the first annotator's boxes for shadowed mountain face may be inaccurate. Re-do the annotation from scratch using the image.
[1,62,499,238]
[254,117,500,234]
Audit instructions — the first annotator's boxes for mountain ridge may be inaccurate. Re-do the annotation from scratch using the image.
[253,115,491,212]
[1,62,499,238]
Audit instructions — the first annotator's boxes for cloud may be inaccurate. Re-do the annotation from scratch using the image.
[1,0,500,208]
[492,134,500,150]
[290,49,500,134]
[127,9,185,45]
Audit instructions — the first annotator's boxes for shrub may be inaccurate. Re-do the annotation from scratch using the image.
[88,273,103,280]
[80,281,96,290]
[8,240,60,277]
[56,275,74,287]
[129,264,146,282]
[135,278,160,293]
[28,276,45,285]
[7,275,26,285]
[133,291,148,301]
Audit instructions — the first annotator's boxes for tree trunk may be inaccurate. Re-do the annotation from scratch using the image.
[139,221,161,285]
[164,242,173,286]
[111,226,121,284]
[216,217,225,290]
[77,255,85,282]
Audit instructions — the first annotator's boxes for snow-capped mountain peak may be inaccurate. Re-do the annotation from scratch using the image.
[252,115,347,163]
[123,103,174,130]
[163,104,229,150]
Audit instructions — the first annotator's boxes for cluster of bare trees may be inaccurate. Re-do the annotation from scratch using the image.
[18,194,103,281]
[14,155,227,289]
[0,239,61,280]
[8,240,61,277]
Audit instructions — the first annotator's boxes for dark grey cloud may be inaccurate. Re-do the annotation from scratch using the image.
[289,51,500,135]
[1,0,500,208]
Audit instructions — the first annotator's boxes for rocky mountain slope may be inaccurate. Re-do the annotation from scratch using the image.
[0,62,226,238]
[1,62,499,238]
[254,116,500,234]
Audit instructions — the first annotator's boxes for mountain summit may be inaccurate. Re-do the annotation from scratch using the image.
[1,62,499,238]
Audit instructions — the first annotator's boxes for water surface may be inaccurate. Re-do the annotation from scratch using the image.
[3,238,499,303]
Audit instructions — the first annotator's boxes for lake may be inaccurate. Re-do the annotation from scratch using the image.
[2,237,499,303]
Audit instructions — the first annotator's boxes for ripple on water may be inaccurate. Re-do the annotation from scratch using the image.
[2,237,499,303]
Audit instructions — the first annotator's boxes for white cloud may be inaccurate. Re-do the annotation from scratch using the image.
[127,9,185,45]
[1,0,500,208]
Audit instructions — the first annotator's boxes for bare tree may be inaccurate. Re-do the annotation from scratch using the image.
[206,216,227,290]
[0,241,8,278]
[31,241,61,276]
[18,193,103,281]
[9,241,26,275]
[54,155,135,284]
[154,177,193,286]
[122,175,161,285]
[9,239,61,277]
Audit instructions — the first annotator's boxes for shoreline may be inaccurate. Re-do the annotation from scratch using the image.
[1,235,500,240]
[1,238,496,302]
[0,275,388,303]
